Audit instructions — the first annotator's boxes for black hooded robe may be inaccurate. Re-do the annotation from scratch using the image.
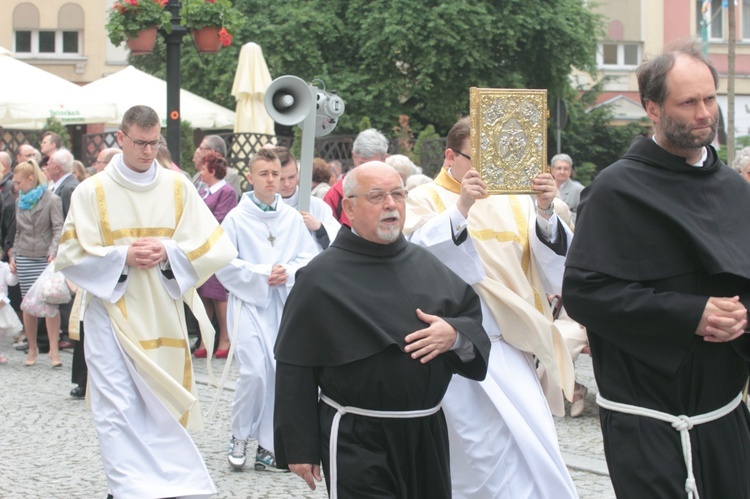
[274,228,489,498]
[563,137,750,498]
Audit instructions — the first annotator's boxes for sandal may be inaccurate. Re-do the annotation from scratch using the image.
[570,384,588,418]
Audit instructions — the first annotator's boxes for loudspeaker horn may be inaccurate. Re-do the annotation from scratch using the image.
[264,75,315,126]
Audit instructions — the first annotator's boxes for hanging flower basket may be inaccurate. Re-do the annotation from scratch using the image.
[105,0,171,48]
[181,0,245,52]
[125,27,158,55]
[191,26,221,53]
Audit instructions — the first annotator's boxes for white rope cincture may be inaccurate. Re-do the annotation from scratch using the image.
[320,393,442,499]
[596,391,743,499]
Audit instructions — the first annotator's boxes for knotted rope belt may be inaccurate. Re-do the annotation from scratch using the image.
[597,392,743,499]
[320,393,442,499]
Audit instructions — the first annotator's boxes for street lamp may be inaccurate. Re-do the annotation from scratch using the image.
[162,0,187,166]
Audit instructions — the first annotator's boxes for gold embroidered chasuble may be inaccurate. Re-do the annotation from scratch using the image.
[56,164,237,430]
[404,169,575,411]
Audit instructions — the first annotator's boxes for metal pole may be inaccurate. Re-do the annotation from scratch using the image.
[164,0,186,166]
[297,85,318,212]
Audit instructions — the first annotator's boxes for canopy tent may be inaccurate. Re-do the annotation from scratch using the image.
[231,42,275,134]
[81,66,236,129]
[0,49,118,129]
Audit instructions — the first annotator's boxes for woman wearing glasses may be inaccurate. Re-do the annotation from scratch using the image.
[11,159,64,367]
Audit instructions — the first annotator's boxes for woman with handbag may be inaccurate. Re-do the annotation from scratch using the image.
[11,160,64,367]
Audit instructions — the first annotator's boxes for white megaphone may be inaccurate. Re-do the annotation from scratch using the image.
[264,75,345,211]
[264,75,316,127]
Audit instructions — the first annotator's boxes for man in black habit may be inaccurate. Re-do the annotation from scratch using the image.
[274,162,490,498]
[563,38,750,498]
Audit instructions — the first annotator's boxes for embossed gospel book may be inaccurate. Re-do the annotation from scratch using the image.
[469,87,548,194]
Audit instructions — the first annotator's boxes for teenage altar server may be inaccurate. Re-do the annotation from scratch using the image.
[217,147,318,472]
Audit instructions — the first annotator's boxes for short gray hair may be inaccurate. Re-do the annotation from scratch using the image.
[353,129,388,161]
[385,154,416,179]
[550,153,573,168]
[51,148,74,173]
[202,135,227,158]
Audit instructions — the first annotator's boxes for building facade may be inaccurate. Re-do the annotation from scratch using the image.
[580,0,750,139]
[2,0,127,84]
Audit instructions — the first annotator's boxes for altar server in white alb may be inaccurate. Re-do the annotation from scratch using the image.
[404,117,578,499]
[216,147,318,472]
[55,105,237,499]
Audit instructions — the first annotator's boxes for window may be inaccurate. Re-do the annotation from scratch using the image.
[598,43,641,68]
[697,0,724,40]
[14,30,80,56]
[744,0,750,39]
[12,2,83,57]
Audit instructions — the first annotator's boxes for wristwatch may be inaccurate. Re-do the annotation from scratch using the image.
[536,202,555,216]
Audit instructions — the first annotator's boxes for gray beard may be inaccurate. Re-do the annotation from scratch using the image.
[376,226,400,243]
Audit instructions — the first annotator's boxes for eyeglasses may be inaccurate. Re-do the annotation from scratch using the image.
[453,149,471,161]
[348,188,408,204]
[121,130,162,151]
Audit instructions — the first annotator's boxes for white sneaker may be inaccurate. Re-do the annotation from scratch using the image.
[227,437,247,470]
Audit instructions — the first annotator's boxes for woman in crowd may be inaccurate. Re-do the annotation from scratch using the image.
[11,160,64,367]
[72,160,89,183]
[311,157,332,198]
[193,150,237,358]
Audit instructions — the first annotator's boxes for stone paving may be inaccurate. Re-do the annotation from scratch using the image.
[0,335,614,498]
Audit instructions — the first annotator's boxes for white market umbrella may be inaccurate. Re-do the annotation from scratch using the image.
[0,50,118,129]
[231,42,274,134]
[81,66,236,129]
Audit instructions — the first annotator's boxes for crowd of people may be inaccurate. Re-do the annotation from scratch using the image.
[3,35,750,499]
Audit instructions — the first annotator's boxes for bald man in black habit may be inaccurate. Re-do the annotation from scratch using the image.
[274,162,490,498]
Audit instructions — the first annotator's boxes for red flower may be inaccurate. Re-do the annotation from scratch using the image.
[219,27,232,47]
[206,0,216,3]
[128,0,138,5]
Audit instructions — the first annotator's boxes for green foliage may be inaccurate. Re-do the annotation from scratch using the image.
[413,124,439,167]
[105,0,171,46]
[549,81,648,174]
[291,126,303,159]
[574,162,597,186]
[132,0,602,141]
[178,120,196,173]
[357,117,372,132]
[181,0,245,36]
[43,118,71,149]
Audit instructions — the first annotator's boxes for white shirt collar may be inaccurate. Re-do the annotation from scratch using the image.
[652,135,708,167]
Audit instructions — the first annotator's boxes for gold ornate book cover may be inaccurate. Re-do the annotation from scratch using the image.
[469,88,547,194]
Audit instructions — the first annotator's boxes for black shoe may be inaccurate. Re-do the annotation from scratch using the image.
[70,385,86,398]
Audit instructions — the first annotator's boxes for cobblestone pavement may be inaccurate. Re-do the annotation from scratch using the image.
[0,335,614,498]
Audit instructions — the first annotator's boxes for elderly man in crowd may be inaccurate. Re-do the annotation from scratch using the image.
[323,128,389,225]
[550,153,583,224]
[192,135,242,199]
